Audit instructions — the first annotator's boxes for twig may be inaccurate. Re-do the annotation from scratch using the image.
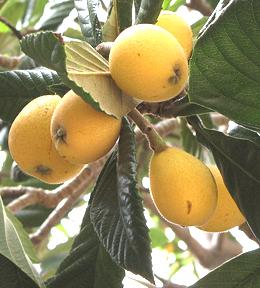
[128,108,168,152]
[6,160,104,213]
[0,16,23,39]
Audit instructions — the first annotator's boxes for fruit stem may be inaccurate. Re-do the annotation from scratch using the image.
[128,108,168,153]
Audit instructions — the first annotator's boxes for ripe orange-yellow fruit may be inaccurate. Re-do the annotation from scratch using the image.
[199,166,245,232]
[8,96,83,184]
[51,90,121,165]
[109,24,188,102]
[156,11,193,58]
[149,147,217,226]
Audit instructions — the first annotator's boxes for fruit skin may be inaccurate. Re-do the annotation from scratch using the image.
[149,147,217,226]
[199,166,245,232]
[109,24,188,102]
[51,90,121,165]
[8,95,83,184]
[156,11,193,58]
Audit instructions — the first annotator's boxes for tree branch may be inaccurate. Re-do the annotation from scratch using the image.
[128,108,168,152]
[6,160,104,213]
[29,159,106,245]
[0,16,23,39]
[0,55,22,69]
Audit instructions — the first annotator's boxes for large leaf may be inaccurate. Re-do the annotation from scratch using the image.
[0,68,63,123]
[21,32,138,118]
[47,207,125,288]
[114,0,133,33]
[135,0,163,24]
[189,0,260,130]
[5,209,38,263]
[188,116,260,240]
[90,118,154,283]
[0,197,44,287]
[0,254,39,288]
[190,249,260,287]
[37,0,74,31]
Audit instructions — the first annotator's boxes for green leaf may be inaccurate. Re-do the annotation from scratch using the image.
[135,0,163,24]
[189,0,260,130]
[207,0,220,9]
[5,208,38,263]
[74,0,102,46]
[188,116,260,240]
[191,17,208,38]
[47,207,125,288]
[190,249,260,287]
[37,0,74,31]
[0,68,63,123]
[74,0,96,45]
[40,238,73,280]
[0,197,44,287]
[0,254,39,288]
[115,0,133,33]
[90,118,154,283]
[180,118,202,157]
[20,32,101,111]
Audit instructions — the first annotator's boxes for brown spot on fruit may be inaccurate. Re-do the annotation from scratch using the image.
[35,165,52,175]
[186,200,192,215]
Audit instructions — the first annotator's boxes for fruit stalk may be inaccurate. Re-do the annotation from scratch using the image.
[128,108,168,153]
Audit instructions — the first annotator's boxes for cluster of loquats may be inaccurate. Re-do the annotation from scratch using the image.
[8,91,121,184]
[8,11,245,232]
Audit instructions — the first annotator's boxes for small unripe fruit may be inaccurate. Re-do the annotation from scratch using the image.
[51,90,121,165]
[109,24,188,102]
[199,166,245,232]
[8,96,83,184]
[149,147,217,226]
